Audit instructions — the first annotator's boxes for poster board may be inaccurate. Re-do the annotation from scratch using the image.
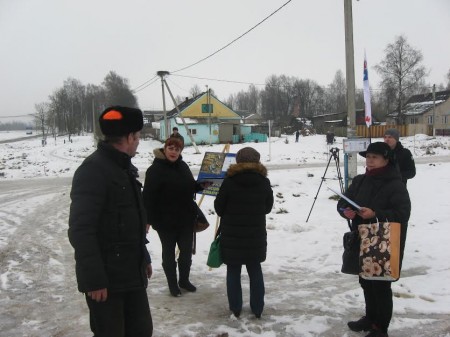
[197,152,236,196]
[343,138,371,153]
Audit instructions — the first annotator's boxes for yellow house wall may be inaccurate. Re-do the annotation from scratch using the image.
[181,94,240,119]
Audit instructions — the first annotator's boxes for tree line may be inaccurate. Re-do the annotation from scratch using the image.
[33,71,137,141]
[30,35,449,139]
[225,35,449,126]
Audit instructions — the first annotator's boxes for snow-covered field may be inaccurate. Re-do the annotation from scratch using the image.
[0,131,449,337]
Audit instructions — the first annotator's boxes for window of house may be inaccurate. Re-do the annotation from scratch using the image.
[410,117,418,124]
[189,128,197,135]
[443,115,448,124]
[427,115,434,124]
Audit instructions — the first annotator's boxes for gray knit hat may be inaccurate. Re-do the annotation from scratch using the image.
[236,147,260,163]
[384,128,400,141]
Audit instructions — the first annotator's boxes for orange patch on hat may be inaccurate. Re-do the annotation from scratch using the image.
[102,110,123,120]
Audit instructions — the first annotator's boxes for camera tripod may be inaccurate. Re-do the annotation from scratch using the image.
[306,147,345,222]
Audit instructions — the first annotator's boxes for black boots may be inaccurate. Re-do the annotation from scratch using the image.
[163,261,196,296]
[162,262,181,297]
[178,279,196,292]
[168,283,181,297]
[348,317,389,337]
[178,262,196,292]
[347,316,372,332]
[365,329,389,337]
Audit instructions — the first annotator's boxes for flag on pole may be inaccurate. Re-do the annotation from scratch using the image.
[363,51,372,127]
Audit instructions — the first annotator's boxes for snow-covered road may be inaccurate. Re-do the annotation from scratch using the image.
[1,172,449,337]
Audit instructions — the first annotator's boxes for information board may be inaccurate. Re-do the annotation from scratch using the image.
[343,138,371,153]
[197,152,236,196]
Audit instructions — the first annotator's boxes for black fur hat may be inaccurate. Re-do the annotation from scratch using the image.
[99,106,143,136]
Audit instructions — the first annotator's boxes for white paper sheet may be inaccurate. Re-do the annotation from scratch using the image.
[327,186,362,211]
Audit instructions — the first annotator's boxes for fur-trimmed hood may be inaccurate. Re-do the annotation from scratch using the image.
[153,148,166,160]
[152,148,184,162]
[226,162,267,177]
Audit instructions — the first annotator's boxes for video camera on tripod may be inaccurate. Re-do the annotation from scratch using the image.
[306,147,345,222]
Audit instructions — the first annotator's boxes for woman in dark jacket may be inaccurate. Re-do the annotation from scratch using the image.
[143,137,205,297]
[214,147,274,318]
[337,142,411,337]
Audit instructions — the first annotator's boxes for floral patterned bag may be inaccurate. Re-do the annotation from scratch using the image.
[358,221,401,281]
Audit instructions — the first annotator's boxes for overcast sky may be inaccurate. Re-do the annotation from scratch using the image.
[1,0,449,120]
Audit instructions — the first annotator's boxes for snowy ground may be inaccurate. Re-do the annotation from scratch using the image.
[0,132,449,337]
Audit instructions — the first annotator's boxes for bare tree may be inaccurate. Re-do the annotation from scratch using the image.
[374,35,428,124]
[224,94,235,110]
[328,70,347,114]
[447,69,450,90]
[189,85,202,98]
[34,102,49,145]
[103,71,137,108]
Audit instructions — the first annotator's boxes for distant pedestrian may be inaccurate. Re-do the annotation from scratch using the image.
[214,147,274,319]
[326,130,335,145]
[383,128,416,185]
[170,126,184,144]
[295,130,300,142]
[68,106,153,337]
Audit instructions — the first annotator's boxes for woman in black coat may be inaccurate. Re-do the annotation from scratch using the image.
[143,137,205,297]
[214,147,274,318]
[337,142,411,337]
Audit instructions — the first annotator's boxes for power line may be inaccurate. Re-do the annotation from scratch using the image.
[171,74,265,87]
[131,75,159,93]
[170,0,292,74]
[171,73,385,92]
[132,1,292,91]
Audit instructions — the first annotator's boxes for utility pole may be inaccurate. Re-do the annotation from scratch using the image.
[157,71,170,139]
[344,0,357,184]
[207,86,212,145]
[432,84,436,136]
[158,72,201,153]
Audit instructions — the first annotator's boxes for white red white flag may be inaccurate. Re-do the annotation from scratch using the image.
[363,52,372,127]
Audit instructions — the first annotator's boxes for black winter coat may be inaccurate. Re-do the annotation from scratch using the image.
[143,149,200,232]
[214,163,274,265]
[392,141,416,184]
[337,164,411,262]
[68,141,149,293]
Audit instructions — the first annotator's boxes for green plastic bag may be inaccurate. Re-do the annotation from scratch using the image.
[207,235,223,268]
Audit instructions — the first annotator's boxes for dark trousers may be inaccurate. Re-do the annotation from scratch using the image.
[226,262,265,316]
[85,288,153,337]
[157,226,194,283]
[359,278,392,333]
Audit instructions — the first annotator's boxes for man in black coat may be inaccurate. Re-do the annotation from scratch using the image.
[214,147,274,319]
[383,128,416,185]
[68,106,153,337]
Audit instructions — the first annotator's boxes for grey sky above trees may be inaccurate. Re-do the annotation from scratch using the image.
[0,0,449,121]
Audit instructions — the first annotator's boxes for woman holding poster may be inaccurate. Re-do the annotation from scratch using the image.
[143,137,207,297]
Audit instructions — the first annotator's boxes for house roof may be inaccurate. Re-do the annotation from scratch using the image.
[167,92,205,118]
[388,90,450,117]
[174,117,220,125]
[235,110,253,118]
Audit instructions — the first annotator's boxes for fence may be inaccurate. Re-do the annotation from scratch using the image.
[356,124,432,138]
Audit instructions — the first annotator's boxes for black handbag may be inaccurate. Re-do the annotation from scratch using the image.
[341,230,360,275]
[194,203,209,233]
